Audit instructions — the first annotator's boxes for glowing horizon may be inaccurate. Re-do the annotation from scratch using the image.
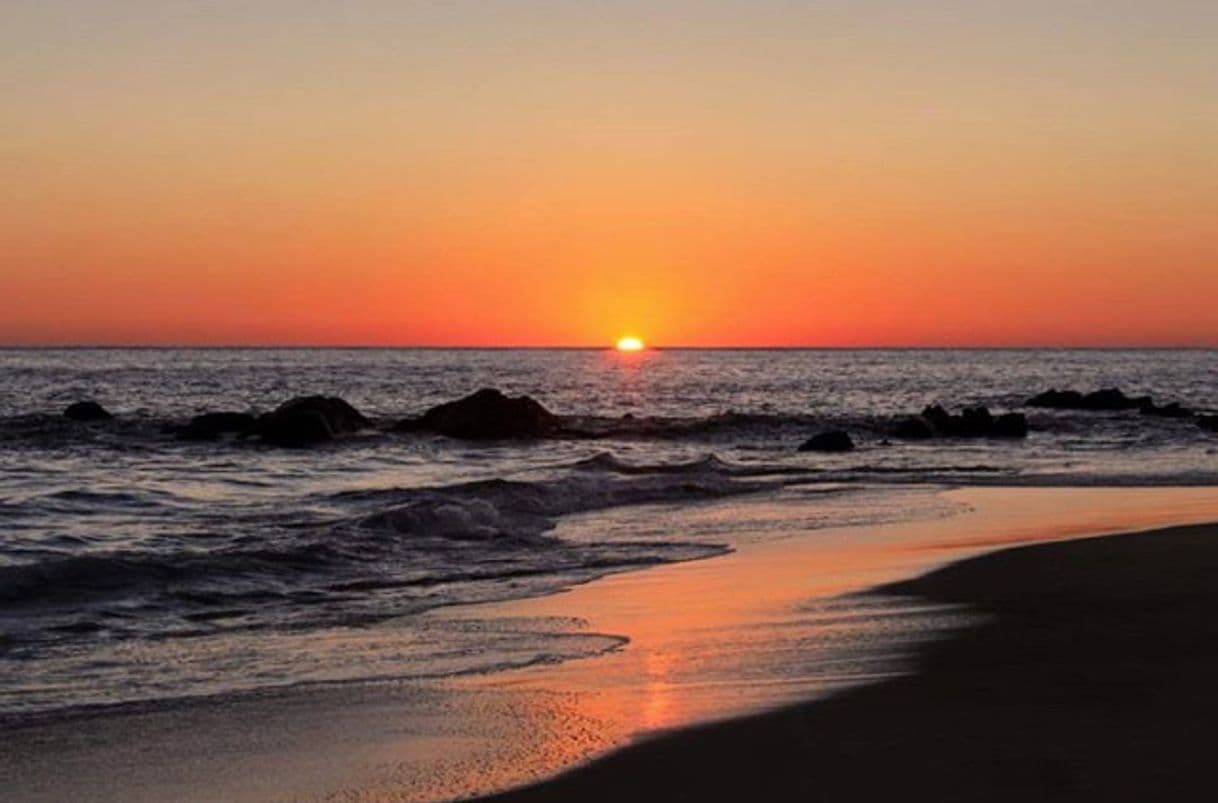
[3,2,1216,348]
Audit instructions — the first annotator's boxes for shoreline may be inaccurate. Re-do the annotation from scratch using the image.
[479,519,1218,801]
[6,486,1218,801]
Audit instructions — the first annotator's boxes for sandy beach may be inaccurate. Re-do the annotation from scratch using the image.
[482,518,1218,802]
[6,485,1218,802]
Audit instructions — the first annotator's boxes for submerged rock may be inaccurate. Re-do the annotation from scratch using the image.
[921,404,961,434]
[893,417,934,440]
[799,430,855,453]
[1028,387,1197,419]
[179,411,258,441]
[64,401,112,421]
[1139,401,1194,419]
[258,396,370,447]
[1026,389,1085,409]
[397,388,559,440]
[1026,387,1149,411]
[896,405,1027,440]
[1083,388,1146,410]
[991,412,1031,438]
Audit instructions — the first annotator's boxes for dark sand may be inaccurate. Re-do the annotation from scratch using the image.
[480,523,1218,802]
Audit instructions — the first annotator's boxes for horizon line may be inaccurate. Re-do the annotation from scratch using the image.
[1,343,1216,351]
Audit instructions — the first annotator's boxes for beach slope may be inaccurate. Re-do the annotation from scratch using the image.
[481,522,1218,802]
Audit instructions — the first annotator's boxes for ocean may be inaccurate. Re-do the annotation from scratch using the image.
[1,348,1215,719]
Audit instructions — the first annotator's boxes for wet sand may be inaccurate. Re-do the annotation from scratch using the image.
[481,520,1218,802]
[6,487,1218,802]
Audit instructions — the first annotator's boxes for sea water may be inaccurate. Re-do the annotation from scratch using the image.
[1,348,1214,716]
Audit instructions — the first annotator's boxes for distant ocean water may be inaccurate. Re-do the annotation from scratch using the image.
[1,348,1215,718]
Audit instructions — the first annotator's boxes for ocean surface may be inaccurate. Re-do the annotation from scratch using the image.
[1,348,1215,719]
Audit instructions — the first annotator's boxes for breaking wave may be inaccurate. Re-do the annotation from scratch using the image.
[1,454,801,659]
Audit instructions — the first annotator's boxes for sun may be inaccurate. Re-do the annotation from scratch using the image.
[615,336,645,352]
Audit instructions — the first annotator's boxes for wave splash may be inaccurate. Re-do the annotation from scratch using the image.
[1,454,799,657]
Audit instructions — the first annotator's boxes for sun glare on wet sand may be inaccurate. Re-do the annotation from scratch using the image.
[615,336,645,352]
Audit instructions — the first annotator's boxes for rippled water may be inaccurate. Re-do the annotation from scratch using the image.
[1,348,1215,717]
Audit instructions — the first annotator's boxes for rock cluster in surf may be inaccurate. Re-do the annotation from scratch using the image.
[394,388,560,440]
[1027,387,1195,418]
[176,388,562,446]
[178,396,370,446]
[892,405,1028,440]
[57,383,1218,452]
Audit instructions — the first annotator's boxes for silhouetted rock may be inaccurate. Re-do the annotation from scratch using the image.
[1027,386,1203,421]
[1198,415,1218,434]
[258,396,370,447]
[897,405,1027,439]
[893,417,934,439]
[1139,401,1194,419]
[1027,387,1149,411]
[396,388,559,440]
[799,430,855,453]
[992,412,1030,438]
[1026,389,1085,409]
[1085,388,1145,410]
[179,412,258,441]
[64,401,112,421]
[923,405,989,437]
[960,407,996,435]
[920,404,957,434]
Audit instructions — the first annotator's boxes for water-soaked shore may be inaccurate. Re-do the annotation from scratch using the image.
[7,486,1218,802]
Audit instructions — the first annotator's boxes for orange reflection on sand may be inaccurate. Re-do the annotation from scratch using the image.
[641,651,677,731]
[433,486,1218,802]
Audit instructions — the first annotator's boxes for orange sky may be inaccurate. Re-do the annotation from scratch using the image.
[3,2,1216,346]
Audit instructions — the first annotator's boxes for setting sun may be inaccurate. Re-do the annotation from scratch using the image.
[615,336,645,352]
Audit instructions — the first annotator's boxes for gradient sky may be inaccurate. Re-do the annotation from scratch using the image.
[3,1,1216,346]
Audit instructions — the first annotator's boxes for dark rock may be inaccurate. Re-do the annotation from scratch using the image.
[64,401,112,421]
[1199,415,1218,434]
[921,404,954,433]
[1027,387,1149,411]
[992,412,1030,438]
[959,406,998,436]
[258,396,370,447]
[900,405,1027,439]
[1139,401,1194,419]
[893,417,934,439]
[1026,389,1085,409]
[179,412,258,441]
[1082,388,1144,410]
[396,388,559,440]
[799,430,855,453]
[923,405,999,437]
[1028,386,1206,420]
